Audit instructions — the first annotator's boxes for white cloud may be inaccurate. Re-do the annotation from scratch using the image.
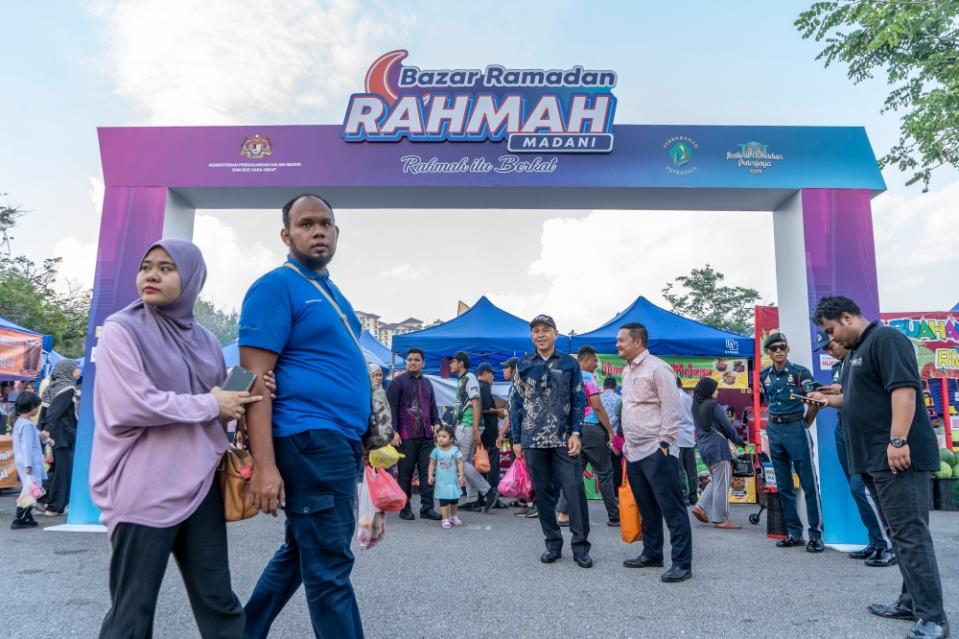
[53,237,98,293]
[89,176,104,216]
[490,210,778,333]
[380,263,430,280]
[192,213,285,310]
[89,0,407,124]
[873,181,959,311]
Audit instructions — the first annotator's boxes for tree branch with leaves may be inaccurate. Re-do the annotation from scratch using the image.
[796,0,959,191]
[662,264,763,336]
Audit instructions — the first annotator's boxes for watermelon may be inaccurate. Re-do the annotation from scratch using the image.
[952,462,959,478]
[937,462,953,478]
[940,449,956,467]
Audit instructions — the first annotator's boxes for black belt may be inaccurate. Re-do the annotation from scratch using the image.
[769,413,804,424]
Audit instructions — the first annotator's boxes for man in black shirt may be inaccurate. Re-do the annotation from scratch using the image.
[813,296,946,639]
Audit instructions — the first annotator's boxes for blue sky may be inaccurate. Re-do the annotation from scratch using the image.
[2,1,956,330]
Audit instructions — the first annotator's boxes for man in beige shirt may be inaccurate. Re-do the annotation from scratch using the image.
[617,322,692,583]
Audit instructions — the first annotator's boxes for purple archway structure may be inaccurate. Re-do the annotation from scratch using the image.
[57,52,885,548]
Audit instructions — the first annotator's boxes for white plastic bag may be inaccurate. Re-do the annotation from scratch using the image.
[356,474,385,549]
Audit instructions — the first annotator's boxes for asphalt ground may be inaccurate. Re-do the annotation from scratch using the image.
[2,489,957,639]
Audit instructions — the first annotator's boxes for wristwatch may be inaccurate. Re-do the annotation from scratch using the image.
[659,441,670,450]
[889,437,908,448]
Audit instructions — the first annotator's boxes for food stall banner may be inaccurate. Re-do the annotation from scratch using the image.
[595,355,749,390]
[881,312,959,379]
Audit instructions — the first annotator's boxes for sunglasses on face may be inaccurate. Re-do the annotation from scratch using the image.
[767,344,788,353]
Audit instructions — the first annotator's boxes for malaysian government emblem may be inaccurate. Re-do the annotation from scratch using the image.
[240,134,272,160]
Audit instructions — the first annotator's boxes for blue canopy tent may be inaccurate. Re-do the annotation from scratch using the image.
[391,296,532,379]
[570,296,753,357]
[361,330,403,369]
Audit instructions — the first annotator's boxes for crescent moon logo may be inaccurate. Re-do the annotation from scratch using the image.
[365,49,407,105]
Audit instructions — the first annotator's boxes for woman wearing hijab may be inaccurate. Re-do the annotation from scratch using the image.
[91,239,261,638]
[690,376,746,529]
[37,359,81,516]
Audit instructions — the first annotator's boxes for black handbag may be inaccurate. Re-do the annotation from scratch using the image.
[731,454,754,478]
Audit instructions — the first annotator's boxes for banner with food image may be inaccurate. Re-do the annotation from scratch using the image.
[595,354,749,390]
[881,312,959,379]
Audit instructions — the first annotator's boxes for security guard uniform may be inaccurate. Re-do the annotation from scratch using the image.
[760,333,822,545]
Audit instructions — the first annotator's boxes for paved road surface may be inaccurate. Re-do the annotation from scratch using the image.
[2,490,956,638]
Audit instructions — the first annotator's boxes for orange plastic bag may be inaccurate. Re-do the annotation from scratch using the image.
[366,465,408,512]
[473,443,491,473]
[619,460,642,543]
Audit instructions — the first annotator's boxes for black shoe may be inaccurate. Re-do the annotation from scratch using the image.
[865,547,898,567]
[607,519,621,527]
[483,488,499,513]
[459,501,483,512]
[907,619,949,639]
[776,536,805,548]
[661,566,692,583]
[398,508,415,521]
[848,544,877,560]
[806,539,825,553]
[574,554,593,568]
[419,509,442,521]
[492,500,509,509]
[868,600,915,621]
[540,550,562,564]
[10,520,33,530]
[623,555,664,568]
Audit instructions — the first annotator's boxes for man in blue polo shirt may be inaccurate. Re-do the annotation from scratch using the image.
[240,194,370,639]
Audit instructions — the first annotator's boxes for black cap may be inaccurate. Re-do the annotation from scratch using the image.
[530,314,557,330]
[502,357,519,370]
[476,363,494,375]
[450,351,470,368]
[763,332,787,349]
[814,331,831,352]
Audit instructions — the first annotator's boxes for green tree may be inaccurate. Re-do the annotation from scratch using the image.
[661,264,762,335]
[0,197,91,357]
[195,299,239,346]
[796,1,959,190]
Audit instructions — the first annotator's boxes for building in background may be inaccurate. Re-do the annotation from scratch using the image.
[356,311,425,347]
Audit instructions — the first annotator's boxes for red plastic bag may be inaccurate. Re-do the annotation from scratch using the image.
[499,457,533,501]
[366,465,407,512]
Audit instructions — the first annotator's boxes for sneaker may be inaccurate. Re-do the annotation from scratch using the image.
[515,507,533,517]
[483,488,499,513]
[441,519,452,529]
[524,508,539,519]
[450,516,463,527]
[10,519,33,530]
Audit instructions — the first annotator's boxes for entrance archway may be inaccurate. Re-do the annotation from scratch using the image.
[64,53,885,549]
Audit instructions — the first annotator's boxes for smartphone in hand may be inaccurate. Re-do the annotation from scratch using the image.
[223,366,257,393]
[791,393,826,407]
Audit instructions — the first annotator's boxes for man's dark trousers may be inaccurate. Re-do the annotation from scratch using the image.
[396,437,434,513]
[834,421,887,549]
[678,446,698,505]
[525,446,591,557]
[580,423,619,521]
[244,429,365,639]
[626,451,692,570]
[766,419,822,540]
[862,469,945,622]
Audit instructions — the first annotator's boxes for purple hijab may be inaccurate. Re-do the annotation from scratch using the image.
[108,239,223,395]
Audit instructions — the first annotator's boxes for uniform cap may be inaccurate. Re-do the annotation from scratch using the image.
[763,332,788,349]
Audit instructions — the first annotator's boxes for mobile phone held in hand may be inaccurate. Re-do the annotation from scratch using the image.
[222,366,257,393]
[791,393,826,407]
